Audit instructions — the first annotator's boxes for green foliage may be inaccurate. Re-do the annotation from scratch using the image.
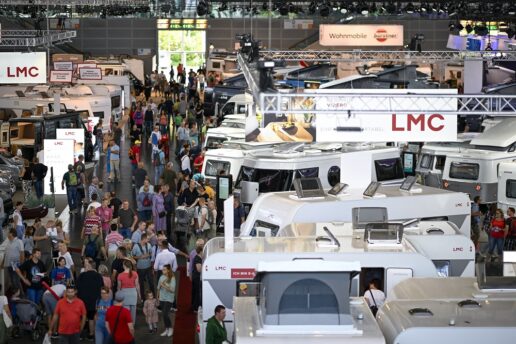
[25,195,55,209]
[158,30,206,70]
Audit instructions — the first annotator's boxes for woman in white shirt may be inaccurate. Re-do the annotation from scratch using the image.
[57,243,75,275]
[364,278,386,311]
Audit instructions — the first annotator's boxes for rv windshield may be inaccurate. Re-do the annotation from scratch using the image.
[419,154,433,169]
[205,160,230,177]
[111,96,121,109]
[205,136,228,150]
[449,162,479,180]
[237,166,294,192]
[375,158,404,181]
[506,179,516,199]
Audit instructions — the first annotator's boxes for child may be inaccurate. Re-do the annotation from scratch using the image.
[143,290,159,333]
[22,226,35,259]
[98,264,112,297]
[50,257,72,286]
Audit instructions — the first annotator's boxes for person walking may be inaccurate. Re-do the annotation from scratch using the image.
[105,292,134,344]
[136,185,154,222]
[152,185,167,233]
[3,228,24,290]
[61,165,79,214]
[109,140,121,183]
[191,245,202,312]
[32,158,48,200]
[94,286,112,344]
[157,264,175,337]
[20,158,34,202]
[117,260,140,322]
[76,258,104,341]
[118,200,138,240]
[143,290,159,333]
[96,198,113,237]
[153,144,166,186]
[487,208,508,262]
[131,233,155,298]
[49,285,87,344]
[13,201,25,239]
[206,305,228,344]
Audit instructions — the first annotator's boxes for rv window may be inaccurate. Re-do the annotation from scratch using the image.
[221,103,234,116]
[205,136,228,150]
[278,278,338,315]
[433,260,450,277]
[449,162,479,180]
[435,155,446,171]
[250,220,279,237]
[419,154,433,169]
[327,166,340,187]
[57,118,73,129]
[93,112,104,118]
[236,105,246,114]
[360,268,385,296]
[237,166,293,192]
[111,96,121,109]
[374,158,404,181]
[506,179,516,199]
[44,121,57,139]
[212,62,221,69]
[295,167,319,179]
[205,160,230,177]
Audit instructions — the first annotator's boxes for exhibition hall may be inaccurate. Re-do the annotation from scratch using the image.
[1,1,516,343]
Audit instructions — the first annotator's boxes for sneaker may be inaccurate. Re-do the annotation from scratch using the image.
[51,333,59,339]
[160,330,168,337]
[148,328,154,334]
[167,329,173,337]
[87,334,94,342]
[171,307,177,312]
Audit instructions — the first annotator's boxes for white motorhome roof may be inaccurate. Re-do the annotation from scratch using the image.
[205,148,245,159]
[228,93,253,103]
[443,147,514,161]
[319,74,377,89]
[469,117,516,147]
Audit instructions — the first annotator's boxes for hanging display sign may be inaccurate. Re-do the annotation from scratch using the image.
[50,70,73,83]
[56,128,85,163]
[79,68,102,80]
[319,24,404,46]
[0,52,47,84]
[246,90,457,143]
[54,61,73,71]
[44,139,75,195]
[87,116,100,146]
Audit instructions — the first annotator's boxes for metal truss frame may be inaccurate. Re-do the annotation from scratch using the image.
[1,0,148,5]
[0,30,77,47]
[259,50,516,63]
[238,53,516,116]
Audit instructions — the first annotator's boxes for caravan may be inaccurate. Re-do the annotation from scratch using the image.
[239,184,471,238]
[442,118,516,203]
[497,161,516,211]
[199,219,474,343]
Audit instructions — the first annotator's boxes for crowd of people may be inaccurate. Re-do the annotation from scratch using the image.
[0,72,245,344]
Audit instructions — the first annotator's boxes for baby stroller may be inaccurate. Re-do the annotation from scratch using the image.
[11,298,46,341]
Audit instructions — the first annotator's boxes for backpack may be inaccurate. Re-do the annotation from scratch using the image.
[151,132,159,146]
[142,193,152,207]
[153,150,164,166]
[84,235,98,258]
[68,172,78,186]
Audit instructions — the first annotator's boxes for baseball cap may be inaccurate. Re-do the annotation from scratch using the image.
[114,291,125,302]
[135,140,141,145]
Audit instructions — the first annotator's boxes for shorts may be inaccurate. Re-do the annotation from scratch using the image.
[87,309,96,320]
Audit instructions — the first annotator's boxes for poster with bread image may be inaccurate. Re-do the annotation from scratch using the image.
[246,113,316,142]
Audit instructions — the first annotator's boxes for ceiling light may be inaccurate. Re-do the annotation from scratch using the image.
[196,0,209,16]
[320,2,330,17]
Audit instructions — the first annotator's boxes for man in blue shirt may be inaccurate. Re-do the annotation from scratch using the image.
[131,233,154,299]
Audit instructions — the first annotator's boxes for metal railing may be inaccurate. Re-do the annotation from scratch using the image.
[0,30,77,47]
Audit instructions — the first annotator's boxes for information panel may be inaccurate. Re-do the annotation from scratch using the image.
[44,139,75,195]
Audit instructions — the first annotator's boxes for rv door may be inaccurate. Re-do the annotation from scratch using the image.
[0,123,9,148]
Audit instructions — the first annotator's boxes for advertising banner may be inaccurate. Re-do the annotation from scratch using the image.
[319,24,404,46]
[56,128,85,163]
[53,61,73,71]
[50,70,73,83]
[79,68,102,80]
[246,89,457,143]
[44,139,75,195]
[0,52,47,84]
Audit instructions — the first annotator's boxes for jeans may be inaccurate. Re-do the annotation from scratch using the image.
[138,210,152,222]
[95,325,110,344]
[120,227,131,239]
[137,267,155,296]
[66,186,78,211]
[154,165,164,185]
[160,301,173,328]
[59,333,80,344]
[109,160,120,181]
[27,288,43,304]
[34,179,44,199]
[488,236,505,256]
[16,225,24,239]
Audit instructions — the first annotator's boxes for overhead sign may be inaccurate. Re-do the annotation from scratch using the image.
[44,139,75,195]
[246,90,458,143]
[79,68,102,80]
[50,70,73,83]
[56,128,85,163]
[319,24,404,46]
[54,61,73,71]
[0,52,47,84]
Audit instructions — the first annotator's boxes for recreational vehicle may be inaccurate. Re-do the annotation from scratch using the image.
[239,184,471,237]
[199,220,474,343]
[63,84,123,122]
[416,136,475,187]
[497,161,516,211]
[285,63,337,88]
[236,145,403,202]
[218,93,253,119]
[78,76,132,110]
[232,260,385,344]
[203,127,245,150]
[0,112,94,162]
[442,118,516,203]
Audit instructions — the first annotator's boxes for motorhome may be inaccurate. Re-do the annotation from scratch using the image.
[203,127,245,150]
[239,184,471,238]
[416,135,476,188]
[199,220,474,343]
[0,111,94,162]
[203,74,247,117]
[218,93,253,119]
[236,145,404,202]
[497,161,516,211]
[285,63,337,88]
[219,118,246,129]
[63,84,123,122]
[78,75,132,110]
[442,120,516,203]
[232,260,385,344]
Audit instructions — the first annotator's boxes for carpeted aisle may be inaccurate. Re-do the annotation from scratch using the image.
[172,266,196,344]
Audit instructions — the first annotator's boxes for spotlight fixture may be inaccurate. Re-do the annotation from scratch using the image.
[196,0,209,16]
[320,2,330,17]
[465,24,473,34]
[279,3,289,16]
[405,2,415,14]
[505,28,515,39]
[474,25,488,36]
[218,3,227,12]
[308,1,317,14]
